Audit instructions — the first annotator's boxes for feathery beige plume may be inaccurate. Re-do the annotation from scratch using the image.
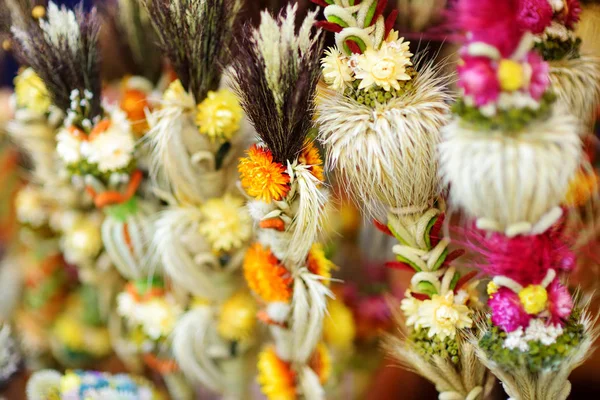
[439,103,581,236]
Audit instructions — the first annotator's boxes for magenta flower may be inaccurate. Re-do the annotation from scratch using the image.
[457,0,523,57]
[489,288,531,332]
[527,52,550,100]
[518,0,553,34]
[559,0,582,30]
[547,280,573,325]
[458,56,500,106]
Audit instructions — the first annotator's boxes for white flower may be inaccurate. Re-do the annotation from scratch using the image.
[117,291,182,340]
[15,186,50,227]
[62,218,103,265]
[56,128,83,165]
[503,319,564,351]
[400,290,421,327]
[39,2,80,53]
[321,48,354,92]
[85,111,135,173]
[355,39,413,91]
[416,292,473,340]
[549,0,564,12]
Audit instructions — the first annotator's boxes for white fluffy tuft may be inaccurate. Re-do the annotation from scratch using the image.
[317,59,452,216]
[439,103,582,233]
[550,56,600,131]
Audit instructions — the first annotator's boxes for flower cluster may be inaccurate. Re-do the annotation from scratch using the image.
[402,288,476,342]
[321,31,414,97]
[257,344,331,400]
[457,49,551,122]
[56,370,159,400]
[533,0,583,60]
[57,103,136,177]
[116,280,182,342]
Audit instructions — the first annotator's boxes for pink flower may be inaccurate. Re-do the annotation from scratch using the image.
[547,280,573,324]
[458,56,500,106]
[457,0,523,57]
[518,0,553,34]
[559,0,582,30]
[527,52,550,100]
[488,288,531,332]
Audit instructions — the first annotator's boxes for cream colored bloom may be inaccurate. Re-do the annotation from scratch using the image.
[321,48,354,92]
[198,194,252,252]
[56,128,83,165]
[355,40,413,91]
[116,291,182,340]
[14,68,51,115]
[416,292,472,340]
[62,218,103,265]
[15,186,50,227]
[196,89,243,141]
[84,110,135,173]
[400,290,421,327]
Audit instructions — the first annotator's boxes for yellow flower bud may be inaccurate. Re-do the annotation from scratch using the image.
[487,281,498,296]
[323,298,355,350]
[498,60,526,92]
[32,5,46,19]
[518,285,548,315]
[217,292,257,342]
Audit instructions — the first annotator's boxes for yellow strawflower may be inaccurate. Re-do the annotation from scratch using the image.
[14,68,51,115]
[196,89,243,141]
[518,285,548,315]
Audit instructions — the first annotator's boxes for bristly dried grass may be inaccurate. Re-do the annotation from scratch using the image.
[468,303,599,400]
[98,0,162,83]
[143,0,242,103]
[230,4,324,164]
[383,332,494,400]
[11,2,102,117]
[152,206,242,301]
[439,103,582,235]
[550,55,600,132]
[317,56,452,218]
[171,307,225,394]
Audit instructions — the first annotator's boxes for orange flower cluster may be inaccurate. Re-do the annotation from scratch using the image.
[306,244,334,285]
[238,145,290,203]
[298,140,325,182]
[243,243,293,303]
[309,343,332,384]
[257,346,296,400]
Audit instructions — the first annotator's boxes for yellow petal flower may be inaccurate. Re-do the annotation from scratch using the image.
[218,292,258,342]
[257,347,296,400]
[195,89,243,141]
[518,285,548,315]
[323,298,355,350]
[198,194,252,252]
[498,60,526,91]
[14,68,51,115]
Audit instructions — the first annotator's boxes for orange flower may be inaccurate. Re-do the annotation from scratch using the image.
[238,145,290,203]
[120,88,150,135]
[299,140,324,182]
[309,343,332,384]
[257,346,296,400]
[306,244,334,285]
[243,243,292,303]
[564,169,599,208]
